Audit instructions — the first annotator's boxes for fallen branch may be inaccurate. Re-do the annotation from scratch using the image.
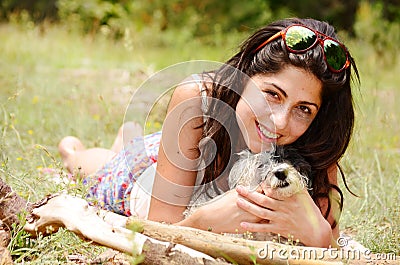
[129,217,345,265]
[23,193,343,264]
[0,190,392,265]
[24,193,229,265]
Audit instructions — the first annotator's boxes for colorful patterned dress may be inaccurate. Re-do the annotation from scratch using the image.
[85,74,208,218]
[85,131,161,217]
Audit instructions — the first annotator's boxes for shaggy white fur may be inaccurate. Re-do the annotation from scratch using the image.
[184,148,310,242]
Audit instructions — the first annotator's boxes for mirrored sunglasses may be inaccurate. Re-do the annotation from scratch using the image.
[255,24,350,73]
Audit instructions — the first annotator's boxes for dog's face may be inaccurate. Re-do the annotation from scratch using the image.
[256,157,309,198]
[229,147,311,198]
[185,146,311,221]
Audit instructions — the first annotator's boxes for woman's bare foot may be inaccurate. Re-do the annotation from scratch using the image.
[58,136,86,173]
[111,122,143,153]
[58,136,117,176]
[57,122,142,176]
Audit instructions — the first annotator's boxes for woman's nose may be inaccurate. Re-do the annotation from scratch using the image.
[270,107,290,130]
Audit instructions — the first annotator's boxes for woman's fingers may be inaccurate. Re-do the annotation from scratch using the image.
[236,185,281,210]
[240,220,277,233]
[236,197,274,220]
[235,185,333,247]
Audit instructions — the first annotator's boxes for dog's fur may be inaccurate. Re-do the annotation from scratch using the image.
[184,146,311,242]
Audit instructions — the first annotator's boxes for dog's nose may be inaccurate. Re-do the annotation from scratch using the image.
[274,168,287,181]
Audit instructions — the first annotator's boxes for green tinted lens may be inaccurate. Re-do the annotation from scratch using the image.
[324,39,347,70]
[285,26,317,51]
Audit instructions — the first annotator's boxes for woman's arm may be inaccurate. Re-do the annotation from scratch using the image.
[147,79,261,232]
[176,189,263,233]
[147,80,204,224]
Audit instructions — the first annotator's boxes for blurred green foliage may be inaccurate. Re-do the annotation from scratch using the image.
[1,0,398,64]
[0,0,57,22]
[1,0,399,73]
[56,0,133,38]
[1,0,399,38]
[354,1,400,66]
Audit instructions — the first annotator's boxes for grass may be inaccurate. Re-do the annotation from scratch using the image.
[0,22,237,263]
[337,34,400,254]
[0,21,399,263]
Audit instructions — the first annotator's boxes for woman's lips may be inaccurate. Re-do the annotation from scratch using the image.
[256,121,280,141]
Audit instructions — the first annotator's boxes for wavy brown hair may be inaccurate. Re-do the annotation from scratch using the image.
[198,18,360,228]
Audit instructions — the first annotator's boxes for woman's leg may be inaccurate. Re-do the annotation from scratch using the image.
[110,121,143,153]
[58,136,116,176]
[58,122,143,177]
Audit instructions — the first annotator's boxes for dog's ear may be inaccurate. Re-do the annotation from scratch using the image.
[273,146,312,177]
[274,145,314,194]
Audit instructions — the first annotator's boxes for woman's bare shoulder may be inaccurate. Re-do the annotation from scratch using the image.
[170,74,214,103]
[162,76,205,153]
[166,76,204,111]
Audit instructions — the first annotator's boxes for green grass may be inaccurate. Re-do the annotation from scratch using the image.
[0,22,237,263]
[338,36,400,254]
[0,22,399,263]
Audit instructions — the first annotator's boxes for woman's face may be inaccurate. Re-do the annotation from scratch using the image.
[236,65,322,153]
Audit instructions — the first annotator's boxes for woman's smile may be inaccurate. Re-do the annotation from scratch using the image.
[256,121,280,141]
[235,65,322,153]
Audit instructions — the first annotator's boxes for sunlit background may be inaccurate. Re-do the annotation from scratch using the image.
[0,0,398,263]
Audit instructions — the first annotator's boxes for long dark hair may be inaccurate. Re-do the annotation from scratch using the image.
[198,18,359,228]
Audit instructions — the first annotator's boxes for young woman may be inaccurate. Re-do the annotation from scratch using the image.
[59,17,359,248]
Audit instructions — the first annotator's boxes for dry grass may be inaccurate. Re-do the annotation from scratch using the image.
[0,22,398,264]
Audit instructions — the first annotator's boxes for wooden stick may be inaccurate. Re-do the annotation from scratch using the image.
[128,217,347,265]
[23,193,229,265]
[22,193,399,265]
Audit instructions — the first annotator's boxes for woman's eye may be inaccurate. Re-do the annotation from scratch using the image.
[293,105,315,121]
[298,105,311,114]
[264,90,280,101]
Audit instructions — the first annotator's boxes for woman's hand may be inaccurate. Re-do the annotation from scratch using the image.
[180,189,263,234]
[235,185,334,248]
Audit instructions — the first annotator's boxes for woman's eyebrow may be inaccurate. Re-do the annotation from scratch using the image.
[264,82,319,110]
[298,101,319,110]
[264,82,287,98]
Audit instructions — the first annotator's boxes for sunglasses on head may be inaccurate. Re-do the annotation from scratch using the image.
[255,24,350,73]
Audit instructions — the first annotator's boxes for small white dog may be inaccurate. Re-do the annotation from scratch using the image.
[184,146,311,242]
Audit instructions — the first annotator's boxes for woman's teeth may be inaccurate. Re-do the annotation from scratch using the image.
[258,124,279,139]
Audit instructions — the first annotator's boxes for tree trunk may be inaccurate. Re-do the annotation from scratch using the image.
[0,177,29,264]
[0,178,31,229]
[0,247,13,265]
